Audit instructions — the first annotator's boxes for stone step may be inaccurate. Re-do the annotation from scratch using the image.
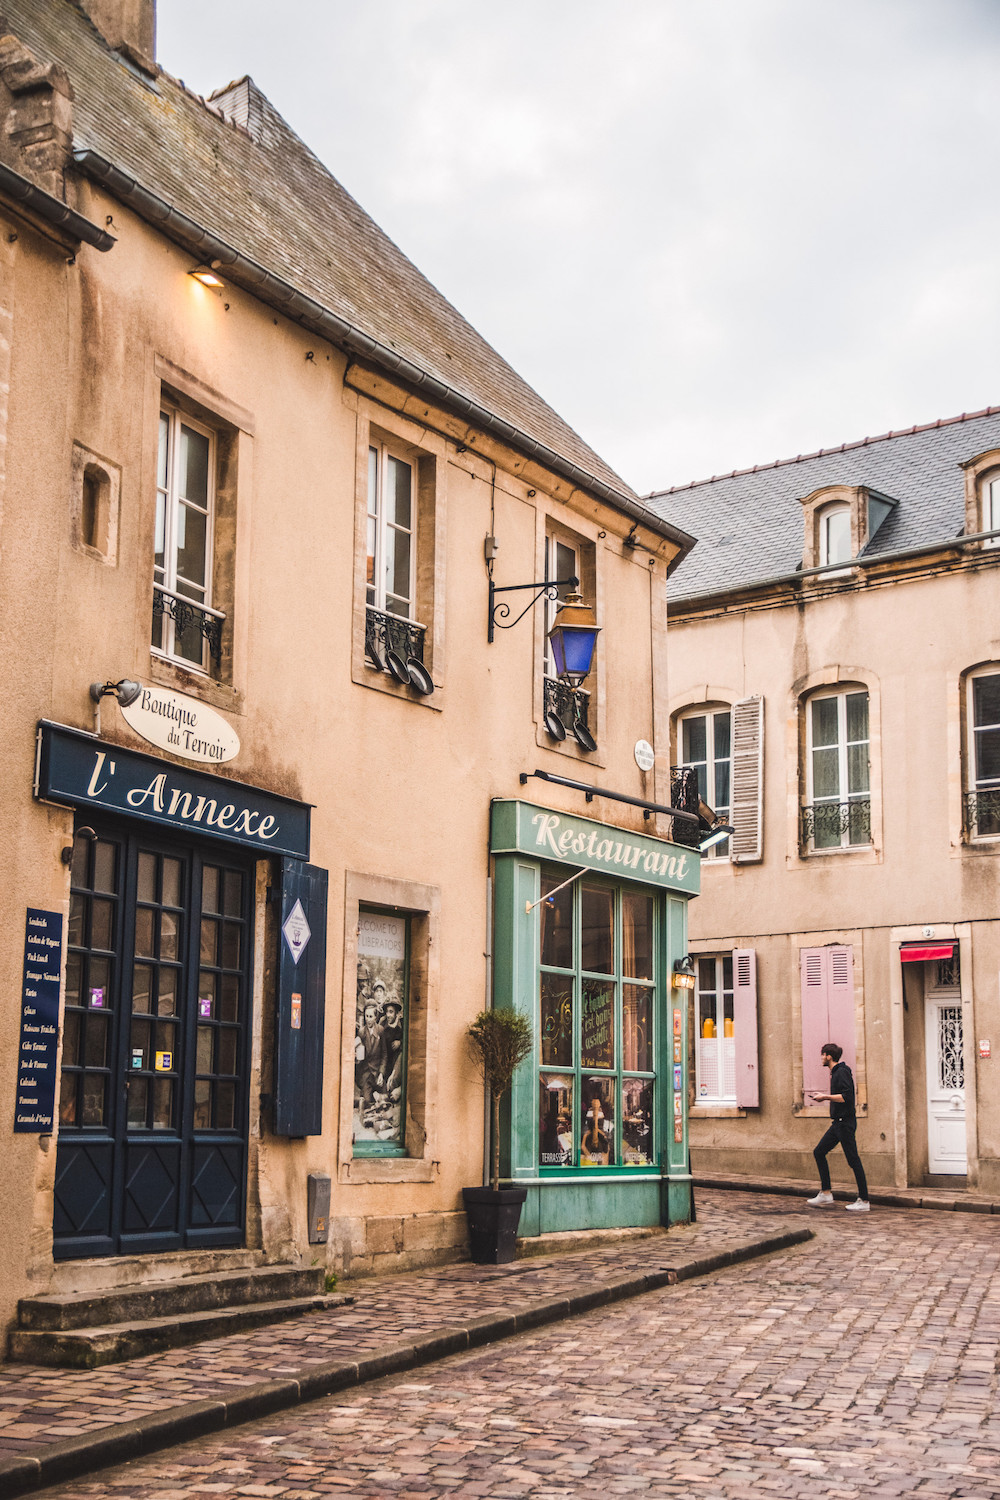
[17,1265,327,1331]
[7,1292,351,1368]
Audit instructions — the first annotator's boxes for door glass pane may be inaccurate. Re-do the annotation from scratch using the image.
[127,1078,147,1128]
[222,870,242,917]
[622,1079,654,1165]
[158,969,178,1015]
[84,1014,109,1069]
[160,910,179,960]
[200,918,217,965]
[193,1079,211,1130]
[134,907,154,958]
[62,1010,81,1067]
[152,1078,173,1130]
[540,874,573,969]
[202,865,219,913]
[137,852,157,904]
[219,974,239,1022]
[93,842,117,894]
[221,923,240,968]
[91,899,114,951]
[581,886,613,973]
[215,1081,236,1130]
[68,893,85,947]
[539,1074,574,1167]
[82,1075,106,1126]
[65,952,82,1007]
[581,979,615,1069]
[59,1074,77,1126]
[540,974,573,1067]
[162,858,182,909]
[580,1078,615,1165]
[622,892,653,979]
[622,985,651,1071]
[196,1026,213,1074]
[217,1029,237,1076]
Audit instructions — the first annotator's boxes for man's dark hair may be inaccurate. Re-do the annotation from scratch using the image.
[821,1042,843,1062]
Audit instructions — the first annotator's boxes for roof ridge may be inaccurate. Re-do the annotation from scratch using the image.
[646,405,1000,499]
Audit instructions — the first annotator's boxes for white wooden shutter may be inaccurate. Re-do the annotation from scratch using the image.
[733,948,759,1107]
[730,695,764,863]
[800,945,855,1103]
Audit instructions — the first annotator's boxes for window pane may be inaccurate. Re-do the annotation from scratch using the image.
[540,874,574,969]
[161,910,179,961]
[214,1081,236,1130]
[581,886,613,973]
[580,1078,615,1166]
[539,1074,573,1167]
[846,692,869,744]
[540,973,573,1067]
[127,1078,148,1128]
[132,964,152,1013]
[367,447,379,517]
[177,503,208,589]
[682,715,707,765]
[973,675,1000,729]
[180,424,210,506]
[622,892,653,980]
[847,742,870,795]
[91,898,114,951]
[152,1078,173,1130]
[93,842,117,894]
[65,952,82,1008]
[714,758,731,812]
[137,852,157,904]
[385,527,411,610]
[158,412,170,489]
[387,455,412,529]
[581,979,614,1069]
[622,1078,653,1165]
[158,969,178,1015]
[62,1010,81,1067]
[811,697,839,748]
[622,984,651,1071]
[59,1074,77,1126]
[223,870,243,917]
[82,1075,106,1127]
[217,1028,237,1076]
[976,726,1000,784]
[812,745,840,801]
[202,865,219,913]
[154,494,165,574]
[713,711,731,761]
[162,859,182,909]
[135,908,154,959]
[824,507,851,564]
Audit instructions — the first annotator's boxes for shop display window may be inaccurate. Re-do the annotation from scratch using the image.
[695,954,736,1103]
[353,908,409,1155]
[537,873,656,1170]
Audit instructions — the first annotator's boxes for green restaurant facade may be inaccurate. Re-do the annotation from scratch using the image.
[490,799,700,1235]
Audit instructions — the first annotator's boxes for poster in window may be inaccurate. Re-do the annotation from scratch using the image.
[354,912,407,1146]
[581,979,614,1069]
[622,1078,654,1166]
[580,1076,615,1166]
[539,1073,574,1166]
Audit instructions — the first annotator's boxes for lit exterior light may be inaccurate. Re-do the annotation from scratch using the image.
[190,263,225,289]
[672,955,696,991]
[546,590,600,687]
[699,821,735,854]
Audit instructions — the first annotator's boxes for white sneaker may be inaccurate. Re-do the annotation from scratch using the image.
[806,1191,834,1206]
[845,1199,870,1212]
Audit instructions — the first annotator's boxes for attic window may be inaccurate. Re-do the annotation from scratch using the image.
[819,504,851,567]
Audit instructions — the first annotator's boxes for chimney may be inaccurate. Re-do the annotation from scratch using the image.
[77,0,155,74]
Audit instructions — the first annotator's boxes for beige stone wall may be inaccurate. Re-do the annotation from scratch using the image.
[0,182,681,1335]
[670,565,1000,1193]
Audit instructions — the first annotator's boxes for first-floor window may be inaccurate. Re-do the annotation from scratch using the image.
[353,909,409,1155]
[679,708,731,859]
[154,403,217,668]
[367,442,415,618]
[804,688,870,849]
[537,872,657,1169]
[967,670,1000,839]
[695,955,736,1103]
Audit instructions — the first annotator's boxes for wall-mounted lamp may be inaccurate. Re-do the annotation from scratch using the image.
[672,955,696,991]
[699,821,735,854]
[89,678,141,734]
[488,572,579,644]
[546,590,601,688]
[190,262,225,289]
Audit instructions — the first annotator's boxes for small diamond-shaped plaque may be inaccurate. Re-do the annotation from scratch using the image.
[282,899,311,965]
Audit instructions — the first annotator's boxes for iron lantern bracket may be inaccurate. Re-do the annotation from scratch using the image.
[488,574,578,643]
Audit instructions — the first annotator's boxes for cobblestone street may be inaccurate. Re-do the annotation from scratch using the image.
[28,1190,1000,1498]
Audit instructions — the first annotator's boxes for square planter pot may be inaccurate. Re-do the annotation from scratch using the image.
[462,1185,528,1265]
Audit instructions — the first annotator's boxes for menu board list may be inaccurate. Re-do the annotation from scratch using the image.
[14,908,63,1133]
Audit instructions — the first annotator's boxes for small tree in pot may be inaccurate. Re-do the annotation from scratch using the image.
[463,1007,533,1263]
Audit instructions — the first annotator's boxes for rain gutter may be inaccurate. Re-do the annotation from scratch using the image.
[0,159,115,250]
[72,147,695,568]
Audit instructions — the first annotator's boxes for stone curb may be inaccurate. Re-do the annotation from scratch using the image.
[0,1227,813,1498]
[694,1174,1000,1213]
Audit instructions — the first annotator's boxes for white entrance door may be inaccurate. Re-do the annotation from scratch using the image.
[924,969,967,1175]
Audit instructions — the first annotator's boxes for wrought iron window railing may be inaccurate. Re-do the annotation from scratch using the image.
[365,605,427,670]
[800,798,871,851]
[964,788,1000,840]
[670,765,702,850]
[152,585,225,664]
[543,676,590,737]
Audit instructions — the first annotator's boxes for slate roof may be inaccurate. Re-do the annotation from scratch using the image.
[645,407,1000,602]
[2,0,669,526]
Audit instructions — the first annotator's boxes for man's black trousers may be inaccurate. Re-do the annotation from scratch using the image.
[814,1120,868,1200]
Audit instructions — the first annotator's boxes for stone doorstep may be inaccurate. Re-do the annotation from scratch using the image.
[0,1225,813,1499]
[515,1225,666,1260]
[7,1293,351,1370]
[16,1265,328,1332]
[693,1172,1000,1213]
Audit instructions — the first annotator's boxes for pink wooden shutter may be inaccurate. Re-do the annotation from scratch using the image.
[800,947,831,1100]
[732,948,759,1106]
[800,945,856,1102]
[827,945,856,1075]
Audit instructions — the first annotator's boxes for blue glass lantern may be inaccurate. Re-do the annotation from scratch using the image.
[547,590,600,686]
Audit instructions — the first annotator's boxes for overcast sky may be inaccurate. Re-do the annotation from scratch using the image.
[157,1,1000,494]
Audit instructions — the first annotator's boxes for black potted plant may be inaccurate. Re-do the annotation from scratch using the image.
[463,1007,533,1264]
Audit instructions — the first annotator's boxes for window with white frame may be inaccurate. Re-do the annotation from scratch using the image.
[695,955,736,1102]
[543,533,579,679]
[680,708,731,859]
[984,477,1000,547]
[367,443,415,619]
[153,405,219,669]
[803,689,870,850]
[966,670,1000,839]
[818,503,851,567]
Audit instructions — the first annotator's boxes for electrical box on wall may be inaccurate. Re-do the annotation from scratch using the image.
[307,1171,331,1244]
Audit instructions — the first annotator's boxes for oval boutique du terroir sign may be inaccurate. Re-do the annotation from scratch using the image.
[120,684,240,764]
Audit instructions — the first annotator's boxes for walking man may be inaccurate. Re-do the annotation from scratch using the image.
[807,1042,870,1212]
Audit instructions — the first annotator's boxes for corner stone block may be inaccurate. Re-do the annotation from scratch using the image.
[366,1216,404,1256]
[402,1211,467,1253]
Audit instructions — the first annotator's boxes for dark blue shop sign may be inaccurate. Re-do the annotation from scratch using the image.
[35,721,310,860]
[15,908,62,1132]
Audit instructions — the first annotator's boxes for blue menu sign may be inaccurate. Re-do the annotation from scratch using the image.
[15,908,63,1132]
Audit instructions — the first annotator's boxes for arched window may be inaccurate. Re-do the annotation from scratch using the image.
[818,503,851,567]
[678,706,731,859]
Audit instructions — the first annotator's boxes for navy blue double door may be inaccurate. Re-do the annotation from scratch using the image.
[54,816,255,1259]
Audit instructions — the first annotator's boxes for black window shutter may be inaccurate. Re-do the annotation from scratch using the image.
[274,861,328,1136]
